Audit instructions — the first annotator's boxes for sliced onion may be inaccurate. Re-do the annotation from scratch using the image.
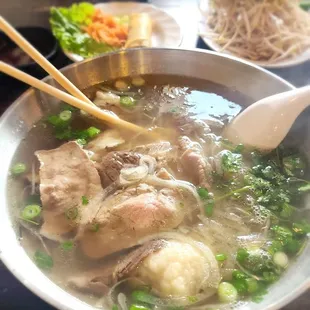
[120,165,149,185]
[117,293,128,310]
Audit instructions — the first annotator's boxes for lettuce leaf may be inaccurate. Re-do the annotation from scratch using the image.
[49,3,116,58]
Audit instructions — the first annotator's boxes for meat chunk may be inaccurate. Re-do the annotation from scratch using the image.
[68,240,163,295]
[178,136,213,188]
[35,142,103,240]
[96,151,141,187]
[114,239,164,279]
[79,185,186,259]
[68,263,116,295]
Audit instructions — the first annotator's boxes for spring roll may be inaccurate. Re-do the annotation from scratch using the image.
[125,13,152,48]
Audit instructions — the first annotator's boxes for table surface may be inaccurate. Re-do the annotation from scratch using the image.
[1,0,310,309]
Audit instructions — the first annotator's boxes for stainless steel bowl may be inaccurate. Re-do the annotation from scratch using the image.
[0,48,309,310]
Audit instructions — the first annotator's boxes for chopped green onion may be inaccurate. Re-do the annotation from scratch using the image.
[20,217,39,226]
[21,204,41,220]
[236,248,249,263]
[132,290,157,304]
[204,201,214,217]
[33,250,53,270]
[120,96,136,108]
[76,138,87,146]
[231,278,247,294]
[11,162,27,175]
[234,143,244,154]
[61,240,74,251]
[82,196,89,205]
[245,278,258,293]
[187,296,198,303]
[218,282,238,303]
[86,126,101,138]
[59,110,72,121]
[66,207,78,220]
[273,252,289,268]
[215,253,227,261]
[129,305,150,310]
[197,187,209,199]
[232,270,247,280]
[90,223,99,232]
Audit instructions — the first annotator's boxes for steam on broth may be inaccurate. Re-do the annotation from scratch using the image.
[8,75,310,309]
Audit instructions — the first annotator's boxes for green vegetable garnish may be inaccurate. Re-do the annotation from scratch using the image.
[132,290,157,305]
[215,253,227,261]
[221,151,243,173]
[61,240,74,251]
[197,187,209,199]
[90,223,99,232]
[120,96,136,108]
[298,183,310,192]
[66,207,78,220]
[34,250,53,270]
[86,126,101,138]
[204,201,214,217]
[300,0,310,11]
[59,110,72,121]
[187,296,198,303]
[76,138,87,145]
[11,162,27,175]
[112,305,119,310]
[245,278,258,293]
[49,3,116,58]
[236,248,249,263]
[82,196,89,205]
[21,204,41,220]
[129,305,151,310]
[218,282,238,303]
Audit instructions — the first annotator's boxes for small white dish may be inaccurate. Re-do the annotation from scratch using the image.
[198,0,310,69]
[64,2,182,63]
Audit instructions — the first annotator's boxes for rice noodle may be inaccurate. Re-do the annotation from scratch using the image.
[144,175,202,211]
[31,162,36,195]
[200,0,310,63]
[117,293,128,310]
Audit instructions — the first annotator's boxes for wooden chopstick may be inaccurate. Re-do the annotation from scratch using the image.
[0,61,146,134]
[0,15,95,107]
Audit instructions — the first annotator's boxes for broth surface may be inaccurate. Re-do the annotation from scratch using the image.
[7,75,310,309]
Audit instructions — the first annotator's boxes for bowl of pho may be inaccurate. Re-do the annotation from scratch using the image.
[0,48,309,310]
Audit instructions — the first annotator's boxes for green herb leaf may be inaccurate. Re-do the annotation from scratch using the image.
[86,126,101,138]
[90,223,99,232]
[236,248,249,263]
[197,187,209,200]
[11,162,27,175]
[34,250,53,270]
[187,296,198,303]
[61,240,74,251]
[221,151,243,173]
[215,253,227,261]
[298,183,310,192]
[204,200,214,217]
[82,195,89,205]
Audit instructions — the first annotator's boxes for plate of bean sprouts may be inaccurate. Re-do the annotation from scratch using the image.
[199,0,310,68]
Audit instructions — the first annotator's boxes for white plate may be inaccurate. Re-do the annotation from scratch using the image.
[198,0,310,69]
[65,2,182,62]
